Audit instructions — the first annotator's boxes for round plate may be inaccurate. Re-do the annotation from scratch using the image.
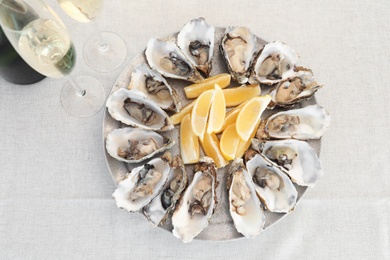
[103,27,321,241]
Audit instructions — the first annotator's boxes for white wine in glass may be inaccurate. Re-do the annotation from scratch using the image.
[57,0,103,23]
[57,0,127,72]
[0,0,106,117]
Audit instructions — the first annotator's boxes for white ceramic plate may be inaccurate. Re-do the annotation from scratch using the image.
[103,27,320,241]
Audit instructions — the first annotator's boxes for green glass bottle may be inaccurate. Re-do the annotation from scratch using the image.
[0,4,45,85]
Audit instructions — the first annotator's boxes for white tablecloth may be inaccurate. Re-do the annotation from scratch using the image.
[1,0,389,259]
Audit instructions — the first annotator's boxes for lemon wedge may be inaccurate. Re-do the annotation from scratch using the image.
[223,84,261,107]
[184,73,231,99]
[169,100,195,125]
[216,101,247,134]
[200,132,229,168]
[206,85,226,134]
[235,120,260,158]
[235,95,271,141]
[220,124,241,161]
[191,89,215,141]
[180,113,200,164]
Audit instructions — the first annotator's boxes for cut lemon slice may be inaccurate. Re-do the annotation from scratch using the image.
[200,132,229,168]
[220,124,241,161]
[191,89,215,141]
[170,100,195,125]
[216,101,246,134]
[184,73,231,99]
[207,85,226,134]
[180,113,200,164]
[223,84,261,107]
[236,95,272,141]
[235,119,261,158]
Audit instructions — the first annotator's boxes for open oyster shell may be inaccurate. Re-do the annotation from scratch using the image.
[112,153,172,212]
[106,88,173,131]
[171,157,217,243]
[268,67,323,108]
[251,41,298,85]
[128,64,181,112]
[252,139,323,187]
[145,38,203,83]
[177,17,215,77]
[143,156,188,226]
[257,104,330,140]
[227,159,265,238]
[106,127,175,164]
[220,26,258,84]
[245,152,297,213]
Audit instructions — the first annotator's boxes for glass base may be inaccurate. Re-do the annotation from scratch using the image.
[83,31,127,72]
[61,76,106,117]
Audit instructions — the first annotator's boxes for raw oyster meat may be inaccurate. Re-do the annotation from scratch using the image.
[143,156,188,226]
[106,88,173,131]
[177,17,215,77]
[106,127,175,164]
[268,67,323,108]
[112,153,172,212]
[245,152,297,213]
[171,157,217,243]
[257,104,330,140]
[227,159,265,238]
[145,38,203,83]
[253,139,323,186]
[220,26,258,84]
[128,64,181,112]
[251,41,298,85]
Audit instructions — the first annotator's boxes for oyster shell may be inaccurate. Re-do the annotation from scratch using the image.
[112,153,172,212]
[252,139,323,187]
[257,104,330,140]
[106,88,173,131]
[177,17,215,77]
[128,64,181,112]
[143,156,188,226]
[145,38,203,83]
[106,127,175,164]
[171,157,217,243]
[220,26,258,84]
[245,153,297,213]
[227,159,265,238]
[251,41,298,85]
[268,67,323,108]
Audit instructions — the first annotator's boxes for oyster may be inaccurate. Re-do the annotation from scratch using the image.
[227,159,265,238]
[145,38,203,83]
[257,104,330,140]
[245,152,297,213]
[112,153,172,212]
[220,26,258,84]
[268,67,323,108]
[171,157,217,243]
[251,41,298,85]
[143,156,188,226]
[177,17,215,77]
[106,88,173,131]
[128,64,181,112]
[106,127,175,164]
[253,139,323,187]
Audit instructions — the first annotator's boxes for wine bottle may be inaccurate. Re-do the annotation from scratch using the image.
[0,0,45,84]
[0,25,45,84]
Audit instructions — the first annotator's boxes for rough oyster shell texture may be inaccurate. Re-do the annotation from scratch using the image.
[104,22,327,241]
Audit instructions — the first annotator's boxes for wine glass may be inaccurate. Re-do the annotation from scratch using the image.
[0,0,106,117]
[56,0,127,72]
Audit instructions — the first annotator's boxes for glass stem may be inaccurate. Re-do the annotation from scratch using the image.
[66,75,86,97]
[91,22,108,52]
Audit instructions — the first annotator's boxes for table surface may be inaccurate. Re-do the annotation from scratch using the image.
[1,0,389,259]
